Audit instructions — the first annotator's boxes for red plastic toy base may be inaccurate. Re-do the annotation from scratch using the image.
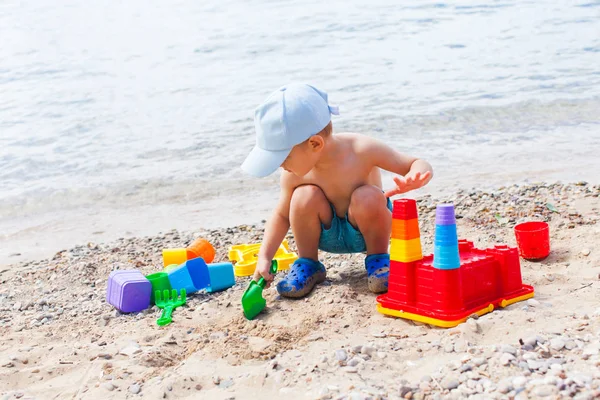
[377,286,534,328]
[377,240,535,328]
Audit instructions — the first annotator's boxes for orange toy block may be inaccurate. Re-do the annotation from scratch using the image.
[391,218,420,240]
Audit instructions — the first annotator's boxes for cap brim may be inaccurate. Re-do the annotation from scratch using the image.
[241,145,291,178]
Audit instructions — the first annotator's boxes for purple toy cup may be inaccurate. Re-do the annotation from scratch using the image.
[435,204,456,226]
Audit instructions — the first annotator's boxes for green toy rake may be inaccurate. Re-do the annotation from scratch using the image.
[154,289,186,326]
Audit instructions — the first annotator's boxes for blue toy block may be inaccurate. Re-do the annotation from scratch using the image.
[207,262,236,293]
[187,257,210,290]
[434,224,458,245]
[433,244,461,270]
[166,263,197,294]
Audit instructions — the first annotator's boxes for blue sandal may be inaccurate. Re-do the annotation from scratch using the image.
[276,258,326,298]
[365,253,390,294]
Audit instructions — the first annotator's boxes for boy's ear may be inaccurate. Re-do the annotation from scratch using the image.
[308,135,325,151]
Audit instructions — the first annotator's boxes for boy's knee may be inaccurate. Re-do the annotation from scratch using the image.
[290,185,327,212]
[350,185,386,216]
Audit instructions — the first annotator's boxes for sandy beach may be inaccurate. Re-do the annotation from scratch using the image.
[1,182,599,400]
[2,1,600,399]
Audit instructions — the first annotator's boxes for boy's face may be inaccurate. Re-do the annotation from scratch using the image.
[281,135,324,177]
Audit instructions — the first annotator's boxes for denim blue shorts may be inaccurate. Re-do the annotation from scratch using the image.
[318,197,393,254]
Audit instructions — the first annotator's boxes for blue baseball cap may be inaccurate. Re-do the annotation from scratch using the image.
[241,83,339,178]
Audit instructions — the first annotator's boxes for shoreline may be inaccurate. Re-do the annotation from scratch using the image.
[0,182,599,399]
[2,178,598,269]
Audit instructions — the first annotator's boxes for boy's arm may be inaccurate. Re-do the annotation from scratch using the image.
[359,136,433,196]
[254,172,298,284]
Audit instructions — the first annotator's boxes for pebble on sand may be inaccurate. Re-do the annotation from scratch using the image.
[550,338,566,351]
[129,384,141,394]
[347,357,361,367]
[500,353,515,366]
[523,336,538,347]
[335,349,348,362]
[442,377,459,390]
[513,376,527,389]
[497,381,512,394]
[534,384,556,397]
[219,379,234,389]
[360,346,376,357]
[472,357,486,367]
[120,343,141,357]
[102,382,115,391]
[500,344,517,356]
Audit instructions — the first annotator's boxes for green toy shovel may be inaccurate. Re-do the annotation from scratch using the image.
[155,289,187,326]
[241,260,278,320]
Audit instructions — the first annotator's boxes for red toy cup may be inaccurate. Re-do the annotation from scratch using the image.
[514,221,550,260]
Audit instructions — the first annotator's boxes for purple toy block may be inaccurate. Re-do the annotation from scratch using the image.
[106,270,152,313]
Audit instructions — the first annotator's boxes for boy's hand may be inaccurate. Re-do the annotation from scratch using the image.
[385,171,432,197]
[253,258,275,287]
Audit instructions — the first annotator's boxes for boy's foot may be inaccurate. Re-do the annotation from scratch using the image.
[276,258,326,298]
[365,253,389,294]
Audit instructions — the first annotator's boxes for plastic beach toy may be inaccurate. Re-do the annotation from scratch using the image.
[186,257,210,291]
[187,238,215,264]
[106,270,152,313]
[241,260,278,320]
[206,262,236,293]
[514,221,550,260]
[228,240,296,277]
[162,248,188,267]
[165,263,197,294]
[389,199,423,263]
[155,289,187,326]
[162,238,216,267]
[433,204,460,270]
[146,272,172,304]
[376,200,535,328]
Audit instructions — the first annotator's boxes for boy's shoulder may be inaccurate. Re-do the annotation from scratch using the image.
[336,132,383,152]
[335,132,373,145]
[335,131,367,140]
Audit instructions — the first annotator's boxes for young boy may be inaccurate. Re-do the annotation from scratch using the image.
[241,83,433,298]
